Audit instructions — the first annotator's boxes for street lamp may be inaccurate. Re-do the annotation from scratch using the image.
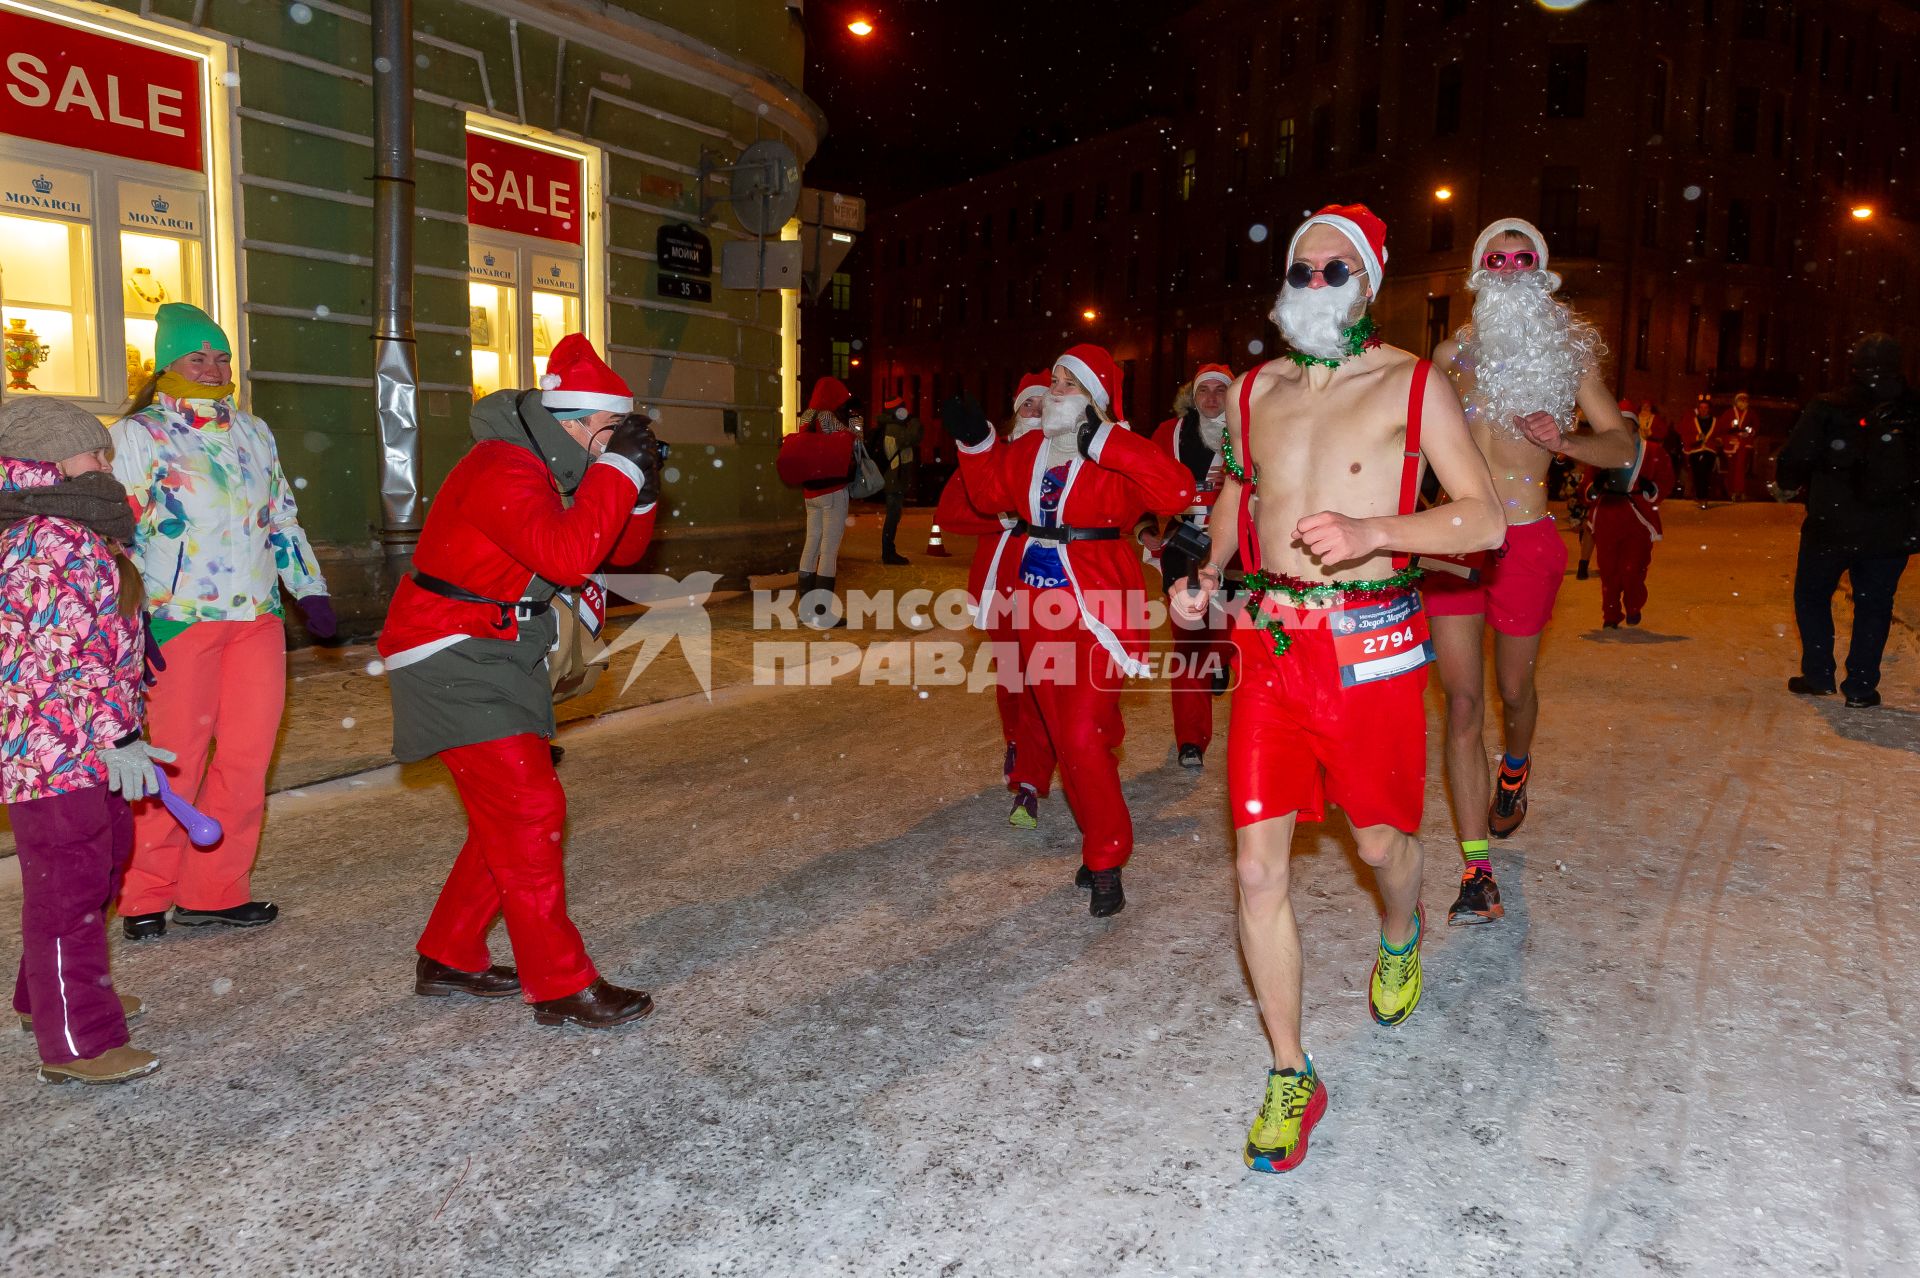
[1850,205,1874,221]
[1081,308,1098,321]
[1434,187,1453,202]
[847,17,875,37]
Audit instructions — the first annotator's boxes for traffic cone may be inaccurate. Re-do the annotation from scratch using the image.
[926,522,952,557]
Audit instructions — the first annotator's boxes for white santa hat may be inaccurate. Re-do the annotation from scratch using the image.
[539,333,633,415]
[1287,203,1389,297]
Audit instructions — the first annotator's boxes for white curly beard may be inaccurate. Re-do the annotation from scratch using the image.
[1272,278,1367,360]
[1456,269,1602,441]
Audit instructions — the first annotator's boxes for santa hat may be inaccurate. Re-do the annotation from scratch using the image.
[1617,398,1636,413]
[1054,344,1124,421]
[1012,372,1050,411]
[540,334,633,415]
[1288,204,1388,295]
[1470,218,1550,274]
[1193,363,1234,390]
[808,376,852,414]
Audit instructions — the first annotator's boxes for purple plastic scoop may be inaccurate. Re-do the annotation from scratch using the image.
[153,768,222,848]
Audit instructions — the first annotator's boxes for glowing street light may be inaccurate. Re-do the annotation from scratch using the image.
[1434,187,1453,202]
[847,17,874,37]
[1081,308,1098,321]
[1850,205,1874,221]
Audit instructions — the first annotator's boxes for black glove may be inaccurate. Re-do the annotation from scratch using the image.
[942,395,991,449]
[603,413,665,505]
[1078,405,1104,460]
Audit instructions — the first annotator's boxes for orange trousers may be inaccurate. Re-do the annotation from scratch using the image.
[120,617,287,916]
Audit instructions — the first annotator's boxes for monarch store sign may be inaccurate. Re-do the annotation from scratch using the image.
[466,130,583,245]
[0,8,205,173]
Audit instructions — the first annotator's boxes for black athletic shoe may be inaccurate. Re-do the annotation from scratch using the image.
[1575,560,1590,581]
[1447,869,1504,925]
[1787,676,1837,697]
[1178,744,1204,769]
[1845,690,1882,709]
[1089,868,1125,917]
[1625,613,1642,626]
[121,913,167,941]
[171,901,279,929]
[1075,864,1093,889]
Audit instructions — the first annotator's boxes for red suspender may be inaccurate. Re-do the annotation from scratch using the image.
[1394,359,1432,570]
[1236,361,1269,576]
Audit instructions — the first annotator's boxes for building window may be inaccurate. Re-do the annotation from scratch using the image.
[1060,192,1075,231]
[1738,0,1768,39]
[830,340,850,380]
[1725,200,1751,263]
[466,125,595,398]
[1224,239,1241,284]
[1634,298,1652,371]
[1442,0,1467,20]
[1274,118,1298,178]
[0,7,230,414]
[1539,166,1580,242]
[1685,306,1703,374]
[830,272,852,310]
[1732,88,1760,154]
[1004,278,1017,317]
[1429,208,1454,253]
[1649,59,1670,135]
[1546,45,1589,119]
[1717,310,1743,371]
[1315,1,1336,59]
[1311,103,1334,170]
[1354,99,1379,156]
[1435,65,1463,137]
[1232,130,1252,187]
[895,238,908,268]
[1031,197,1046,232]
[1691,199,1708,256]
[1130,170,1146,213]
[1425,296,1451,358]
[979,215,992,250]
[1179,149,1198,201]
[1754,313,1770,370]
[910,296,923,329]
[1640,189,1661,248]
[1126,257,1140,300]
[1094,181,1109,221]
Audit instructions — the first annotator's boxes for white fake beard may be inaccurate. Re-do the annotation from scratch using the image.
[1459,268,1601,441]
[1198,412,1226,451]
[1040,392,1088,463]
[1009,399,1044,439]
[1272,278,1367,361]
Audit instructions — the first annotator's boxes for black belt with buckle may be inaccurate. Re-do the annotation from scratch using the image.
[1011,520,1121,544]
[411,571,549,629]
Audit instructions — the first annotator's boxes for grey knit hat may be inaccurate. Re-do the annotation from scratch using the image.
[0,396,111,463]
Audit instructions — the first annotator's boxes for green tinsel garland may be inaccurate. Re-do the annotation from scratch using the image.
[1284,314,1382,370]
[1242,565,1427,656]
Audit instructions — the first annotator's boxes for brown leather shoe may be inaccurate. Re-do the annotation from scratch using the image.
[415,954,521,999]
[38,1045,160,1085]
[21,992,144,1032]
[531,978,654,1028]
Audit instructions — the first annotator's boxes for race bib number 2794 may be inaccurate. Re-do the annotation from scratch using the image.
[1330,593,1434,688]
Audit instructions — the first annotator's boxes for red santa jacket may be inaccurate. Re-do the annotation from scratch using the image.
[957,422,1194,674]
[379,441,653,668]
[935,467,1012,606]
[1583,443,1672,539]
[1715,408,1754,458]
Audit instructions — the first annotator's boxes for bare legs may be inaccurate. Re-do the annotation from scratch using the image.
[1435,612,1545,835]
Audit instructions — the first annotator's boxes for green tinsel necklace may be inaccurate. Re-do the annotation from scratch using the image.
[1285,314,1383,369]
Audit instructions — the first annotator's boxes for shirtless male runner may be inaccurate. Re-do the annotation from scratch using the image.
[1172,205,1503,1172]
[1427,219,1637,925]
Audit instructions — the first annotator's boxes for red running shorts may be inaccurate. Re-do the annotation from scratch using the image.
[1420,515,1568,637]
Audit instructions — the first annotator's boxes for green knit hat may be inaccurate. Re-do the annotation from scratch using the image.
[154,303,231,370]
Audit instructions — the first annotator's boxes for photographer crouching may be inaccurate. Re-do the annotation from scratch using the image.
[379,335,665,1029]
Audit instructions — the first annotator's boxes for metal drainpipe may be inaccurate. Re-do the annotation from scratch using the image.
[371,0,421,580]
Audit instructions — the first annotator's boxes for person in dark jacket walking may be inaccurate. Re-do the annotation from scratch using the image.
[879,398,924,565]
[1776,334,1920,708]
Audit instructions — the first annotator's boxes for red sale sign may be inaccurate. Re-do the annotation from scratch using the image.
[0,10,204,172]
[466,131,582,244]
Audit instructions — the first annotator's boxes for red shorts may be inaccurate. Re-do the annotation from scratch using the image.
[1421,515,1568,636]
[1226,598,1430,834]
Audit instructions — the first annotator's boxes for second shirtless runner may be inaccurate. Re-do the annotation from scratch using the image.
[1427,220,1637,925]
[1173,205,1503,1173]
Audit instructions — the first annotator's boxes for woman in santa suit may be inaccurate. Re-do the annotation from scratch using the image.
[935,373,1054,828]
[379,335,664,1029]
[943,345,1194,917]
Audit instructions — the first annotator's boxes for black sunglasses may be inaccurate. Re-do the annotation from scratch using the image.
[1285,260,1355,289]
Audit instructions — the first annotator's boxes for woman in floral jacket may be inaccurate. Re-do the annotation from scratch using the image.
[1,396,172,1084]
[110,303,333,940]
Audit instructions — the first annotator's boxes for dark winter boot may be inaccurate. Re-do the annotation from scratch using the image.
[1089,868,1125,917]
[1575,559,1590,580]
[815,575,848,629]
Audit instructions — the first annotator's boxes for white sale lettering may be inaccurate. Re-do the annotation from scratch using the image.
[468,162,570,220]
[5,55,187,136]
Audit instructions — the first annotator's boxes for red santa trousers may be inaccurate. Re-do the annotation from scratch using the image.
[1016,597,1131,871]
[122,617,287,915]
[1593,501,1654,626]
[416,733,598,1003]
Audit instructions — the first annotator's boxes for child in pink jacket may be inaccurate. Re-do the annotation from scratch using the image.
[0,396,172,1085]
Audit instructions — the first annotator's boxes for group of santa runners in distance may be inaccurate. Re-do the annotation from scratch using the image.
[933,203,1642,1172]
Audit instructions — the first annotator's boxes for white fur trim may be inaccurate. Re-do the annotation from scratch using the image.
[592,450,644,490]
[955,430,996,455]
[1084,420,1118,465]
[1194,370,1232,389]
[1471,217,1550,273]
[539,373,563,391]
[1288,214,1385,293]
[381,634,468,671]
[543,389,633,413]
[1013,384,1048,410]
[1054,354,1109,411]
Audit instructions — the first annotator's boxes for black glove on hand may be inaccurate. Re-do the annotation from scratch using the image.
[1077,405,1104,461]
[942,395,992,449]
[603,413,665,505]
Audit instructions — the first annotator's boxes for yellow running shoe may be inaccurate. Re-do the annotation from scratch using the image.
[1369,904,1424,1027]
[1243,1057,1328,1173]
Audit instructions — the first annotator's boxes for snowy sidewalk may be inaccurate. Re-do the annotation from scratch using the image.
[1,502,1916,1277]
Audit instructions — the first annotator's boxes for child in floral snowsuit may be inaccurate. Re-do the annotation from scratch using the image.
[1,396,173,1085]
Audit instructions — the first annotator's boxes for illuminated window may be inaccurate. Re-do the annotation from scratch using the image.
[1275,118,1297,178]
[1179,149,1198,201]
[830,272,852,310]
[831,340,850,380]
